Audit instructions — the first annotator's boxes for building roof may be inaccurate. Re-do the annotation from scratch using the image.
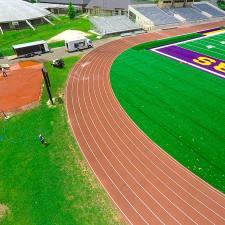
[86,0,135,10]
[34,3,69,9]
[12,40,47,49]
[0,0,51,23]
[39,0,90,5]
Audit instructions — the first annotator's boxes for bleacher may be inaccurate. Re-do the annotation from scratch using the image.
[134,6,179,26]
[91,2,225,34]
[194,2,225,17]
[90,15,141,36]
[169,7,208,22]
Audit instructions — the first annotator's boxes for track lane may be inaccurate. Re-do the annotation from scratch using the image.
[66,21,225,224]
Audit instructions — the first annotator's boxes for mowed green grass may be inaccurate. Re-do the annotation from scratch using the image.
[178,32,225,60]
[0,16,96,57]
[110,45,225,193]
[0,56,124,225]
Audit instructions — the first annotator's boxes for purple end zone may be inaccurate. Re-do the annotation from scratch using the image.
[152,45,225,80]
[198,27,222,34]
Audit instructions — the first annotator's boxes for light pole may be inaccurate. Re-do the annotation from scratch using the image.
[42,67,53,105]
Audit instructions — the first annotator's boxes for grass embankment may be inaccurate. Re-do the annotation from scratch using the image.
[133,32,202,50]
[0,56,125,225]
[0,16,96,57]
[110,36,225,193]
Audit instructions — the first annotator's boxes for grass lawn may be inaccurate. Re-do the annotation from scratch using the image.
[0,16,96,57]
[0,56,124,225]
[110,36,225,193]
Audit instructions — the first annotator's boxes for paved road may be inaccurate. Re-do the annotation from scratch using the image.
[0,36,121,65]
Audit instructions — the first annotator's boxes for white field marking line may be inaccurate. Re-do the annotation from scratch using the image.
[110,47,225,201]
[201,33,225,42]
[67,55,148,225]
[91,49,198,224]
[79,47,169,225]
[73,50,157,225]
[65,53,141,225]
[153,35,207,50]
[153,30,225,51]
[182,41,225,58]
[179,43,225,61]
[152,48,225,79]
[206,37,225,45]
[207,35,225,42]
[179,33,225,47]
[94,46,222,224]
[194,36,224,47]
[193,34,225,45]
[80,61,91,68]
[196,34,225,45]
[102,55,225,220]
[197,38,225,50]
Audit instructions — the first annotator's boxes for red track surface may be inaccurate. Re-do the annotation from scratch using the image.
[66,21,225,225]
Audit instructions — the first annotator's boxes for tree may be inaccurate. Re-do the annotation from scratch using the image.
[217,0,225,10]
[68,1,76,19]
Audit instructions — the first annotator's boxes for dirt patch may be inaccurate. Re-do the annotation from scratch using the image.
[18,60,40,68]
[0,62,43,113]
[0,204,9,219]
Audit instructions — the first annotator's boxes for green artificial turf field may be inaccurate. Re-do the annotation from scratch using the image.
[110,34,225,193]
[178,32,225,60]
[0,56,124,225]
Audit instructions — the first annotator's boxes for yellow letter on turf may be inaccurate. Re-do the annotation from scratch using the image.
[193,57,216,66]
[214,62,225,73]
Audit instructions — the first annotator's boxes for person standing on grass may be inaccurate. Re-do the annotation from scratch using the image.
[1,68,7,77]
[38,134,47,147]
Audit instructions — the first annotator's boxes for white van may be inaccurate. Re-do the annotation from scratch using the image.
[65,37,93,52]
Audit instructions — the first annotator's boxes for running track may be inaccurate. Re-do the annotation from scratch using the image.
[66,21,225,225]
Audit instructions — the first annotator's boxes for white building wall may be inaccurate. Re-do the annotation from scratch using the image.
[128,5,154,31]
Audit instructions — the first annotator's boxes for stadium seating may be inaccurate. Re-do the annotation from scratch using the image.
[91,3,225,34]
[134,6,179,26]
[90,15,141,35]
[194,3,225,17]
[169,7,208,21]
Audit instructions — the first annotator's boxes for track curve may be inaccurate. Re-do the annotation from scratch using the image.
[66,21,225,225]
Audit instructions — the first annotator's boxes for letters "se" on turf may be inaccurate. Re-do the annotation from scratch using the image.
[193,56,225,73]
